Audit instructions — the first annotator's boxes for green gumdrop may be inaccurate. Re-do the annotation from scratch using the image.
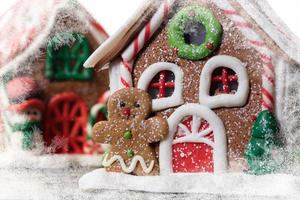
[252,110,279,139]
[123,131,133,140]
[126,149,134,158]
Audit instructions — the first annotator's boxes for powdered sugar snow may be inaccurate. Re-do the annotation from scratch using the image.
[79,168,300,196]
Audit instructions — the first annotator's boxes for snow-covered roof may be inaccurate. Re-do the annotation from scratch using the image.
[236,0,300,64]
[0,0,108,75]
[84,0,300,68]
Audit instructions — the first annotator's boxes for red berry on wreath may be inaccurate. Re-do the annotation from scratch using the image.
[206,42,214,50]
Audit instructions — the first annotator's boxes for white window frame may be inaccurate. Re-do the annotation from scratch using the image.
[137,62,184,111]
[199,55,249,109]
[159,103,227,175]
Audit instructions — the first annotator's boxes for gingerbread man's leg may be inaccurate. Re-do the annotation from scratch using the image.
[105,162,124,173]
[134,159,160,176]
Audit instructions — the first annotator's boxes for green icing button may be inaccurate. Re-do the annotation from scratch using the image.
[123,131,133,140]
[126,149,134,158]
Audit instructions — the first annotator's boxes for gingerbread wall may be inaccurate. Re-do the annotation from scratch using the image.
[133,1,263,159]
[31,32,109,109]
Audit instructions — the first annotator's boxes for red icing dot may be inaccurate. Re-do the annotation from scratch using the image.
[206,42,214,50]
[251,115,257,122]
[173,48,178,54]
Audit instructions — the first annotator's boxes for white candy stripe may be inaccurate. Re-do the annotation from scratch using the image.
[119,0,175,88]
[102,154,155,174]
[213,0,275,112]
[87,102,107,138]
[122,0,174,62]
[119,60,133,88]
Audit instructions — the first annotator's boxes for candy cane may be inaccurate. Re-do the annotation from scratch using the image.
[119,0,175,88]
[119,60,134,88]
[85,91,110,154]
[213,0,275,112]
[86,103,107,139]
[86,91,110,140]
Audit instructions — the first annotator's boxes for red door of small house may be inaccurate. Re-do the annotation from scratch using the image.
[44,92,88,154]
[172,116,214,173]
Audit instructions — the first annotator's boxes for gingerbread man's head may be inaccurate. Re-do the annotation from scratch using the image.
[107,88,152,121]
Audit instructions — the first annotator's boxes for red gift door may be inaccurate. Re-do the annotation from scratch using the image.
[44,92,88,154]
[159,104,227,174]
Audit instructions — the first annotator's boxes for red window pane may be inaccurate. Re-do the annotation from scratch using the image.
[147,71,175,99]
[210,67,238,95]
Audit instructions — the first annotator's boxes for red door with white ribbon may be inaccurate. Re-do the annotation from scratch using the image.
[44,92,88,154]
[159,104,227,174]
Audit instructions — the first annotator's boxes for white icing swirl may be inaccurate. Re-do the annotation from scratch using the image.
[102,154,155,174]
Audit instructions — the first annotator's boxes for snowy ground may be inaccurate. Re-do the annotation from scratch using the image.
[0,167,299,200]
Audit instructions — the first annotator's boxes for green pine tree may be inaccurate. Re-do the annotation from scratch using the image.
[244,110,284,175]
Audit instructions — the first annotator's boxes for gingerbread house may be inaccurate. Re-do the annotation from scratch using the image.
[0,0,110,165]
[83,0,300,176]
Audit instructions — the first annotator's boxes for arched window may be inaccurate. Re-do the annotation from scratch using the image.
[199,55,249,109]
[137,62,184,111]
[159,104,227,175]
[45,32,93,81]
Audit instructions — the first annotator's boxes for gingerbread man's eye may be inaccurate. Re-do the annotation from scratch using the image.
[119,101,126,107]
[134,102,140,108]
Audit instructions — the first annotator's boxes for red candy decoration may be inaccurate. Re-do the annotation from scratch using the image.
[173,48,178,54]
[122,107,131,117]
[251,115,257,122]
[44,92,88,154]
[206,42,214,50]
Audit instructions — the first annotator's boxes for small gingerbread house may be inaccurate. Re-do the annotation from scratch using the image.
[0,0,109,164]
[84,0,300,175]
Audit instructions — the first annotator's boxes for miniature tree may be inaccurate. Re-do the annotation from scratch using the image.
[244,110,284,174]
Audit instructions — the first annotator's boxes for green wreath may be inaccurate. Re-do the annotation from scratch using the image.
[168,6,223,60]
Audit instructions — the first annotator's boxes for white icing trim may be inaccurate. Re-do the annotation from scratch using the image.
[109,58,122,93]
[159,103,227,175]
[137,62,184,111]
[102,154,155,174]
[199,55,249,109]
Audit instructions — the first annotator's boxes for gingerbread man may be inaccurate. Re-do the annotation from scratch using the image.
[93,88,168,176]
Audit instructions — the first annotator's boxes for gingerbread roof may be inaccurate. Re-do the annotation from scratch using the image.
[0,0,108,75]
[84,0,300,69]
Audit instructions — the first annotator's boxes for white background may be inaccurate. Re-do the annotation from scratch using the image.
[0,0,299,37]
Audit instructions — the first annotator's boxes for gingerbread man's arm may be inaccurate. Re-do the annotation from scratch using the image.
[144,116,168,143]
[92,121,113,144]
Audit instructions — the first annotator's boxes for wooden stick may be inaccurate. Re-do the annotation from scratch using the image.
[84,0,160,68]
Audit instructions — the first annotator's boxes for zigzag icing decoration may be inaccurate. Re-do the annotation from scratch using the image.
[102,154,155,174]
